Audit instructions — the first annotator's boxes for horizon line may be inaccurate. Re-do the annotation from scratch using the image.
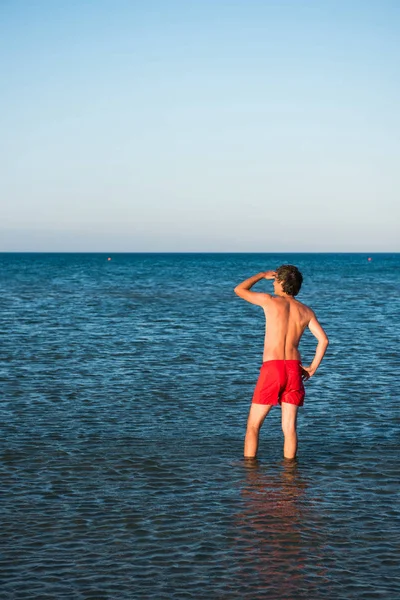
[0,251,398,255]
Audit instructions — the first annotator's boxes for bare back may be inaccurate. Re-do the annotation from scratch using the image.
[262,296,312,361]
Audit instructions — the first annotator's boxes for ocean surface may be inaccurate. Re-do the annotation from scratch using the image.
[1,252,399,599]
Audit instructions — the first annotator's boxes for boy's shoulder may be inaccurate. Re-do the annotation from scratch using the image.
[293,297,315,317]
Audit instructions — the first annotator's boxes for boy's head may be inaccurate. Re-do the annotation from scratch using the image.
[274,265,303,297]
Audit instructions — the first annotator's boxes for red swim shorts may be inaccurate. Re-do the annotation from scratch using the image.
[252,360,305,407]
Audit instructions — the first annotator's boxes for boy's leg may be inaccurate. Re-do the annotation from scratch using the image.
[244,403,273,458]
[281,403,299,459]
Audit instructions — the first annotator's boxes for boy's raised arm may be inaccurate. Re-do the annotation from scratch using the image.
[233,271,275,306]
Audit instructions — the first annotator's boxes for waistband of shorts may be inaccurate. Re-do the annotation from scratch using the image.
[261,359,301,365]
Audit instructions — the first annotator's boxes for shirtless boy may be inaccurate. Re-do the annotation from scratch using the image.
[234,265,328,460]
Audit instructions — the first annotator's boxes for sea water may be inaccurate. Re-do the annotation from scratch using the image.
[0,252,399,599]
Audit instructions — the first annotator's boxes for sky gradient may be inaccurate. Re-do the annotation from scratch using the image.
[1,0,399,251]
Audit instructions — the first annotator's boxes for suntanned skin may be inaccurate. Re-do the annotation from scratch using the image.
[234,270,329,460]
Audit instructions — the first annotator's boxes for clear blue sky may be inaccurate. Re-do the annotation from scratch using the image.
[1,0,399,251]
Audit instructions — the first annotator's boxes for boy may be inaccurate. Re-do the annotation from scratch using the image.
[234,265,328,460]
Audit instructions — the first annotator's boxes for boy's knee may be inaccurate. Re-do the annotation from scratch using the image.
[282,422,296,437]
[247,421,261,434]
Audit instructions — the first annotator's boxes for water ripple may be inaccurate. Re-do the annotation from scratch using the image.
[0,252,399,598]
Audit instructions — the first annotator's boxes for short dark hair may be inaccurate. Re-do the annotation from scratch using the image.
[275,265,303,296]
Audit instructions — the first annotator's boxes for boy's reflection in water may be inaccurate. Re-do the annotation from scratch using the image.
[233,459,330,598]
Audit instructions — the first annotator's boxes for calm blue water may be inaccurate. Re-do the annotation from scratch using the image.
[1,252,399,599]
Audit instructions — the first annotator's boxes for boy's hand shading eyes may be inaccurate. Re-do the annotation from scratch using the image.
[264,271,276,280]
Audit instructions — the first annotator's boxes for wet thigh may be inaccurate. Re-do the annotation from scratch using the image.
[247,403,273,430]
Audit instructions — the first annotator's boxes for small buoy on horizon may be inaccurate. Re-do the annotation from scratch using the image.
[368,257,372,262]
[108,257,112,261]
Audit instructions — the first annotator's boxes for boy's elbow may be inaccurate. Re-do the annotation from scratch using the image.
[318,334,329,347]
[234,286,245,298]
